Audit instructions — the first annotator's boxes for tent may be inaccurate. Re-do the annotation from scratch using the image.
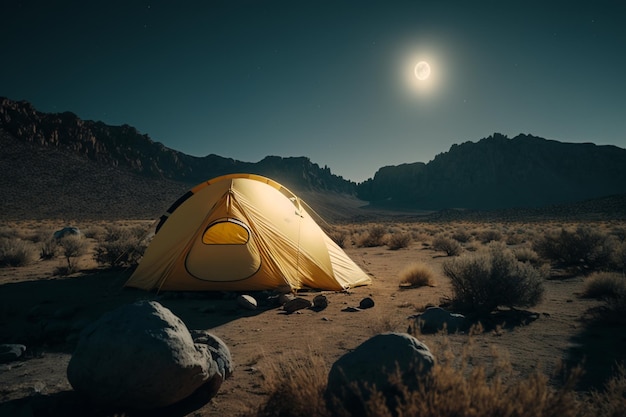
[125,173,371,292]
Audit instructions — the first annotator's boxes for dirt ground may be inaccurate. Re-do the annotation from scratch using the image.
[0,219,624,416]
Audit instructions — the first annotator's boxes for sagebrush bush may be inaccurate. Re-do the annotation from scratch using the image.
[0,237,38,267]
[513,246,542,266]
[451,228,472,243]
[94,226,147,267]
[442,242,546,314]
[399,262,435,288]
[357,225,387,248]
[57,235,88,273]
[533,226,614,271]
[582,272,626,299]
[432,235,462,256]
[388,232,412,250]
[39,237,57,260]
[477,228,502,243]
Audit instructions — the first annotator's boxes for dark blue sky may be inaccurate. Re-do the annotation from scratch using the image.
[2,0,625,181]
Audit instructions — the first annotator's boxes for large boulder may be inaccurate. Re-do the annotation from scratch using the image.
[53,226,81,240]
[413,306,467,334]
[67,301,231,411]
[326,332,434,416]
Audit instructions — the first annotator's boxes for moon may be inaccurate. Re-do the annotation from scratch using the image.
[414,61,431,80]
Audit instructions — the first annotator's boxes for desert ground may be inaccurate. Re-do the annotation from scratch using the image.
[0,217,625,416]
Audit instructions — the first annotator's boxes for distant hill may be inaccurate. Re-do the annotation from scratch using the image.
[357,133,626,210]
[0,97,355,194]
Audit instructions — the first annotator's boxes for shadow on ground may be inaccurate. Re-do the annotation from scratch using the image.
[566,306,626,391]
[0,267,276,355]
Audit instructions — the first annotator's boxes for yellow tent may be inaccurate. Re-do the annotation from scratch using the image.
[125,173,371,292]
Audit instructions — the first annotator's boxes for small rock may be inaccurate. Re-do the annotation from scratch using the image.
[0,344,26,363]
[237,294,257,310]
[312,295,328,310]
[278,293,295,305]
[283,297,312,313]
[341,306,361,312]
[359,297,375,309]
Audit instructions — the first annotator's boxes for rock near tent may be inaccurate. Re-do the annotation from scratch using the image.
[125,174,371,292]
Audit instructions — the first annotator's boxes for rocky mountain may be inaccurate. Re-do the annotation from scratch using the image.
[3,97,625,219]
[0,97,355,194]
[357,133,626,210]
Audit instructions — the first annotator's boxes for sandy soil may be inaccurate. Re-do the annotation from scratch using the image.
[0,220,624,416]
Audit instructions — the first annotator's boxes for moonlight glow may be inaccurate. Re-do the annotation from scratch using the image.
[414,61,431,80]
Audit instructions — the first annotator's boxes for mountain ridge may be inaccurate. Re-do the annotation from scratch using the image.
[0,97,355,194]
[2,97,626,218]
[358,133,626,209]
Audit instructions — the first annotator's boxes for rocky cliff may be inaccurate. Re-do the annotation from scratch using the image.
[0,97,355,194]
[357,133,626,209]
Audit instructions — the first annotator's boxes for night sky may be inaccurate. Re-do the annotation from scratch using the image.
[2,1,625,182]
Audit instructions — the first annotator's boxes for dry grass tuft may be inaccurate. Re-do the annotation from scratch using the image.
[242,350,330,417]
[0,236,38,267]
[399,262,435,288]
[582,272,626,299]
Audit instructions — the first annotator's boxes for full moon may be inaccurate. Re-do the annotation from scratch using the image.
[414,61,431,80]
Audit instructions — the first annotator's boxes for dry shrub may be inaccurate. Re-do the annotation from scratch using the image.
[477,228,503,243]
[94,225,148,268]
[387,232,412,250]
[399,262,435,288]
[513,245,542,266]
[582,272,626,299]
[0,237,38,267]
[451,228,472,243]
[533,226,614,271]
[57,235,88,274]
[39,237,58,260]
[431,235,462,256]
[443,242,546,315]
[243,350,330,417]
[357,225,387,248]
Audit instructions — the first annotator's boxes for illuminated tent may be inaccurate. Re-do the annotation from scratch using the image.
[125,173,371,292]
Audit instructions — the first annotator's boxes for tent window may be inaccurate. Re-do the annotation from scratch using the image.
[202,219,250,245]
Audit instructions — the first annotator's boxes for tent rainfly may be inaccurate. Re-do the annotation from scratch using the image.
[125,173,371,292]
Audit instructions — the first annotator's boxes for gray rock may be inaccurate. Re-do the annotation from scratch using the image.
[359,297,375,309]
[283,297,312,313]
[237,294,258,310]
[67,300,228,410]
[414,307,467,334]
[190,330,234,380]
[326,332,434,416]
[53,227,81,240]
[0,344,26,363]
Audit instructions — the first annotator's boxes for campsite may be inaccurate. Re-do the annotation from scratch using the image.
[1,193,625,415]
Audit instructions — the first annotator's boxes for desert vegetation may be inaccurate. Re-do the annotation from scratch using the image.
[1,218,626,416]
